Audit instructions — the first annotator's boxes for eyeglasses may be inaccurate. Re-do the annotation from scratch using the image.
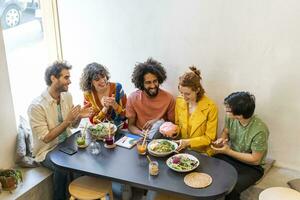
[224,106,232,113]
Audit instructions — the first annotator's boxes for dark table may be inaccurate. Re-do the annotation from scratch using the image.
[49,131,237,200]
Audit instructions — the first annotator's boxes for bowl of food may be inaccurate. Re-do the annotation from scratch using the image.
[166,153,199,172]
[88,122,117,140]
[147,139,178,157]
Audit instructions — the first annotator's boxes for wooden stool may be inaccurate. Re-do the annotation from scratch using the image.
[259,187,300,200]
[69,176,113,200]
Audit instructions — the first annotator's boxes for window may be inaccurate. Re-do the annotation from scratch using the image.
[1,0,62,123]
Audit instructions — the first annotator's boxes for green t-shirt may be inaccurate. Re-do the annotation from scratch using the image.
[225,115,269,165]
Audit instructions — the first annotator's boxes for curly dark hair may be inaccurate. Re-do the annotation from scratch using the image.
[44,60,72,86]
[131,58,167,90]
[178,66,205,102]
[224,91,256,119]
[80,62,110,91]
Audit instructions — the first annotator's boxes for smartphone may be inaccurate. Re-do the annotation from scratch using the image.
[59,147,77,155]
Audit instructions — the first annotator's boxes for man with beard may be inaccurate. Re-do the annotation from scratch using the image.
[28,61,91,200]
[126,58,175,135]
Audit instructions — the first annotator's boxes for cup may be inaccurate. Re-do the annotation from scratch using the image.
[149,161,159,176]
[76,134,86,146]
[104,135,114,146]
[88,140,101,155]
[136,140,147,155]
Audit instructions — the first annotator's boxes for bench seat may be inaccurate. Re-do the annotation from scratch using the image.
[0,167,53,200]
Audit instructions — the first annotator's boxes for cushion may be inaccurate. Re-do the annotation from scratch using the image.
[288,179,300,192]
[15,116,39,168]
[263,158,275,174]
[255,158,275,184]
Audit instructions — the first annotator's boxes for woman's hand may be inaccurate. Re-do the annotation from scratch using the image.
[175,139,190,151]
[79,103,95,118]
[161,131,178,139]
[101,95,118,110]
[105,96,118,109]
[160,122,178,138]
[101,96,109,108]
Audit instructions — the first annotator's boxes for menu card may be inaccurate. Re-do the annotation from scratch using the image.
[115,133,141,149]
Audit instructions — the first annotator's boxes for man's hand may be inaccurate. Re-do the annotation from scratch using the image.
[143,119,159,130]
[211,143,231,154]
[65,105,81,123]
[212,138,228,147]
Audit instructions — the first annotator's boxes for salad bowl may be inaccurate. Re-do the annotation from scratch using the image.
[147,139,178,157]
[88,122,117,140]
[166,153,199,172]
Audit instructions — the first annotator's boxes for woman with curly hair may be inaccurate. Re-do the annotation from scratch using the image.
[80,62,127,125]
[126,58,175,135]
[161,66,218,156]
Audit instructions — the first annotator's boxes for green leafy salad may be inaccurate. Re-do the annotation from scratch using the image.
[167,154,199,171]
[149,140,176,153]
[88,123,111,138]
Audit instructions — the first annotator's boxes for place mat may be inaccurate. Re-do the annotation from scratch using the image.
[184,172,212,188]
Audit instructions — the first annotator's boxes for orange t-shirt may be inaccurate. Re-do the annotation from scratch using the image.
[126,89,175,130]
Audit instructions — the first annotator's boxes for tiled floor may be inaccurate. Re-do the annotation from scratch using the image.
[241,166,300,200]
[112,183,147,200]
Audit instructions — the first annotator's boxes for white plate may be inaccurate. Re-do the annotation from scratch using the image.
[147,139,178,157]
[166,153,199,172]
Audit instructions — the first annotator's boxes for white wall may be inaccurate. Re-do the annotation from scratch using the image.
[57,0,300,170]
[0,27,17,168]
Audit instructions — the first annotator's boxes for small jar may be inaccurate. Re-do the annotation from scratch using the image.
[149,161,159,176]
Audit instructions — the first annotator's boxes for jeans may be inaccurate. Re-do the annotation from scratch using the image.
[42,153,72,200]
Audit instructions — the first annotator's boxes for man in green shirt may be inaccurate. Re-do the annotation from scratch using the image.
[212,91,269,200]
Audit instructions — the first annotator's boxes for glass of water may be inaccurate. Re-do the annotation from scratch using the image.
[87,138,101,155]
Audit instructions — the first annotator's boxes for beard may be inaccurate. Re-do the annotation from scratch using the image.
[144,87,159,97]
[56,84,68,93]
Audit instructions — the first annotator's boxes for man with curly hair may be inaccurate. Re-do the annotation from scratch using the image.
[126,58,175,135]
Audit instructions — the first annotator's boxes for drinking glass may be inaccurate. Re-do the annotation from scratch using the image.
[149,161,159,176]
[136,140,147,155]
[104,135,114,146]
[76,133,86,146]
[87,138,101,155]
